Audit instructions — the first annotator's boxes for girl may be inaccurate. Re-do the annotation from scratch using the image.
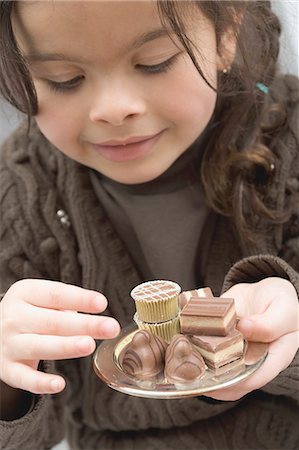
[0,1,298,449]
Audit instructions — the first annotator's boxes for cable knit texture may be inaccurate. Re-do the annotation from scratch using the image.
[0,75,298,449]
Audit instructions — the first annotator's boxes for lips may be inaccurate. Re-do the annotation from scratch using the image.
[91,130,164,163]
[99,134,158,146]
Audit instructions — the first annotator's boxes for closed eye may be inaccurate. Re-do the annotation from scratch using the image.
[136,54,179,74]
[45,75,85,92]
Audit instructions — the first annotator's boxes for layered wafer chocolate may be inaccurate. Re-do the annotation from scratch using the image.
[180,297,236,336]
[130,280,181,323]
[212,356,245,379]
[179,287,213,309]
[189,329,244,368]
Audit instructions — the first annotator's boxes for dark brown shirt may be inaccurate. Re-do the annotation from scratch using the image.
[90,143,209,289]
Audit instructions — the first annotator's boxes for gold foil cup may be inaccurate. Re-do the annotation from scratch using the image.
[134,313,180,343]
[130,280,181,323]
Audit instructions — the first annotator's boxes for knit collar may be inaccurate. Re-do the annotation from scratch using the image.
[93,134,206,196]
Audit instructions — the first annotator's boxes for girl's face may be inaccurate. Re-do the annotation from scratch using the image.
[14,1,222,184]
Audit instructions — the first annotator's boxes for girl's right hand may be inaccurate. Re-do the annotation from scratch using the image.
[0,279,120,395]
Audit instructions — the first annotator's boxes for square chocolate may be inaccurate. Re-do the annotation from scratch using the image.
[189,329,244,368]
[179,287,213,309]
[180,297,236,336]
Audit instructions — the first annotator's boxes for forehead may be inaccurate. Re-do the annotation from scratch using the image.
[13,1,165,57]
[13,1,207,57]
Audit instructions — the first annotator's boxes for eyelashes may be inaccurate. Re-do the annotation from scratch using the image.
[45,75,84,93]
[44,54,180,93]
[136,54,179,74]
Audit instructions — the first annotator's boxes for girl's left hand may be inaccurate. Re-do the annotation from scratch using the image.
[204,277,299,401]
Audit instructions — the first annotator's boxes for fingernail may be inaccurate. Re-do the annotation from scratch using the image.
[77,337,93,352]
[101,318,120,337]
[238,319,253,337]
[94,295,107,310]
[50,378,63,392]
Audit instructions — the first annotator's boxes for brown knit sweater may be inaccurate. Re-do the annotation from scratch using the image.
[0,75,298,450]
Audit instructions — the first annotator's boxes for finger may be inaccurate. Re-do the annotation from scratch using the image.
[7,362,66,394]
[20,306,121,339]
[10,334,96,360]
[12,279,107,313]
[204,332,298,401]
[237,302,299,342]
[221,284,252,318]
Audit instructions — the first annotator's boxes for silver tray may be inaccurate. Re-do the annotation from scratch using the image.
[93,324,268,399]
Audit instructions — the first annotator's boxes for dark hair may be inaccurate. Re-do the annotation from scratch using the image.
[0,0,291,243]
[158,1,291,244]
[0,1,36,115]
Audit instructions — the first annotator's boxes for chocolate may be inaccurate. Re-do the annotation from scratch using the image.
[179,287,213,309]
[130,280,180,323]
[130,280,180,302]
[120,282,245,385]
[164,334,206,383]
[189,329,244,369]
[134,313,180,343]
[212,356,245,378]
[120,330,168,379]
[180,298,236,336]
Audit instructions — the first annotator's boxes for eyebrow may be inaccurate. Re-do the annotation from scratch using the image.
[24,28,172,63]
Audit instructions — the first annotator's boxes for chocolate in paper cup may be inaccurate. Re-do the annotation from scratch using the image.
[134,313,180,343]
[130,280,181,323]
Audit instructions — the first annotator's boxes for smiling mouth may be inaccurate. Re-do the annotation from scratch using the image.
[98,133,161,146]
[91,130,164,162]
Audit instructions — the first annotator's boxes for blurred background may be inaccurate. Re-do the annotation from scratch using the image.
[0,2,298,450]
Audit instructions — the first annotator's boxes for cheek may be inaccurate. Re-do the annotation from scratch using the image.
[154,71,217,130]
[35,90,82,152]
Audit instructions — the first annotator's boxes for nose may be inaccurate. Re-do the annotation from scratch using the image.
[89,79,146,126]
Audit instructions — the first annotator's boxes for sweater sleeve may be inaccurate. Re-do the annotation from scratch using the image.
[222,254,299,402]
[0,132,67,449]
[0,273,67,448]
[0,365,66,450]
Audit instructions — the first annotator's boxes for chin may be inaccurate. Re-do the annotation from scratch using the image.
[105,166,169,185]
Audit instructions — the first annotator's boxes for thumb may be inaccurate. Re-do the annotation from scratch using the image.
[237,315,274,342]
[237,309,290,343]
